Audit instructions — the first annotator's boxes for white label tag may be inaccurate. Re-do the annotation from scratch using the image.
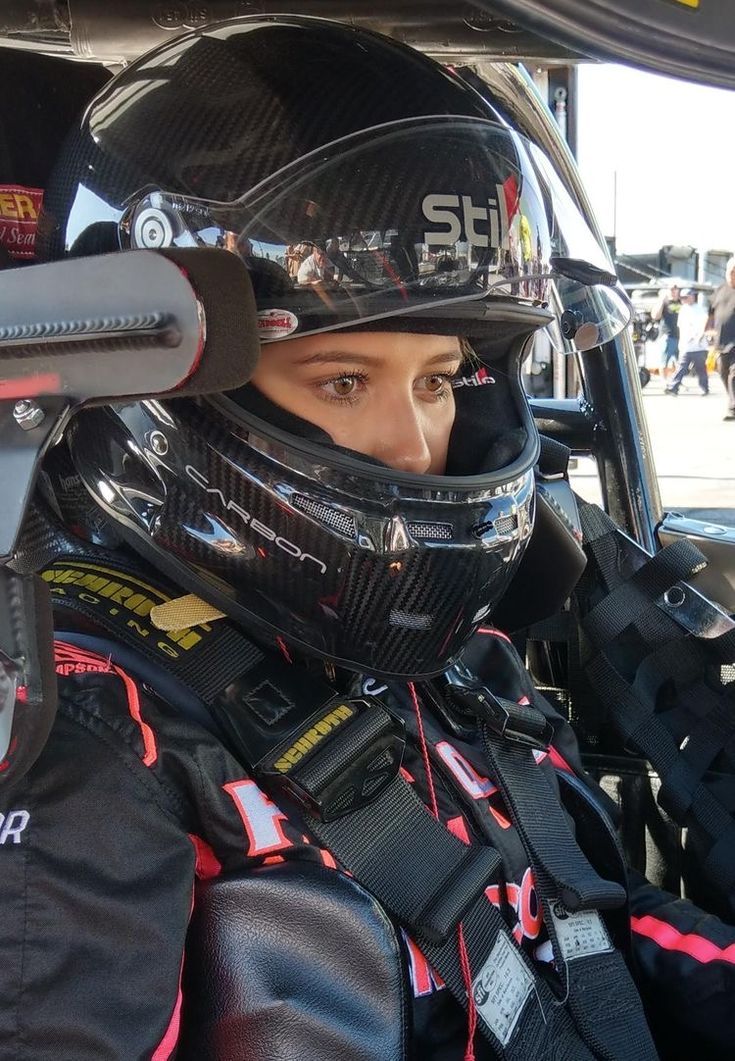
[471,933,533,1046]
[549,901,613,961]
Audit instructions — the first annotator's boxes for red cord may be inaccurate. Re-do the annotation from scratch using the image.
[275,635,293,663]
[407,682,439,819]
[458,925,478,1061]
[408,682,476,1059]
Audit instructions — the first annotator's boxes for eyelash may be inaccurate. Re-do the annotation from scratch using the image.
[317,370,458,405]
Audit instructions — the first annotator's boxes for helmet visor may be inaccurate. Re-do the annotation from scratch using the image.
[124,116,629,353]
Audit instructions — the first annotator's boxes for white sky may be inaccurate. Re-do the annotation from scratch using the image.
[576,63,735,255]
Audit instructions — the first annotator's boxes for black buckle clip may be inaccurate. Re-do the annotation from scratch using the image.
[257,696,406,823]
[448,685,552,751]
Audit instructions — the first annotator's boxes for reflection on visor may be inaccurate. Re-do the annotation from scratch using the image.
[122,116,630,353]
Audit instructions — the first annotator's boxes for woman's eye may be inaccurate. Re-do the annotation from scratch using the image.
[331,376,357,396]
[319,372,367,402]
[424,374,447,393]
[419,372,456,400]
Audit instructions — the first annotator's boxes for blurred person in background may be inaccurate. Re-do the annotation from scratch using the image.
[709,257,735,420]
[652,279,681,377]
[296,241,335,285]
[665,288,710,396]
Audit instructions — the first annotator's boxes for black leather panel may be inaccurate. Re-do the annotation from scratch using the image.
[493,480,587,633]
[179,862,408,1061]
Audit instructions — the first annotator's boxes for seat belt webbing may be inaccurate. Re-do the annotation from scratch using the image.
[308,769,597,1059]
[479,721,655,1061]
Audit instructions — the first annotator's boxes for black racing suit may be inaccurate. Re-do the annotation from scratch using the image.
[2,589,735,1060]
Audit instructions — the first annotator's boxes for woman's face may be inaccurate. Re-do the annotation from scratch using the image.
[251,331,462,474]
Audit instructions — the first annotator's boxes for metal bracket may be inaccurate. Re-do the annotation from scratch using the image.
[0,397,72,562]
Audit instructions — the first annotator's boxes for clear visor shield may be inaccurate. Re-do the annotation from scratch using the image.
[123,116,630,352]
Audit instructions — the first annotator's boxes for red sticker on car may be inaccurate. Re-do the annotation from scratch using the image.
[0,186,44,261]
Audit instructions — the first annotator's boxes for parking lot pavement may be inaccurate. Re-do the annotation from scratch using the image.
[641,369,735,523]
[571,367,735,526]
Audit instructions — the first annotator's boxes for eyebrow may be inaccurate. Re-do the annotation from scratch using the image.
[293,350,462,368]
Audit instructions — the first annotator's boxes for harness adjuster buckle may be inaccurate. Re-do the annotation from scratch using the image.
[483,695,552,750]
[257,696,406,823]
[449,686,552,750]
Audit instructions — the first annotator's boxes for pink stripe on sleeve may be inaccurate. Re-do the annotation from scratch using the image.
[632,914,735,965]
[151,964,185,1060]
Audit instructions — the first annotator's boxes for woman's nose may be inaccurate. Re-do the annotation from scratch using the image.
[371,396,434,474]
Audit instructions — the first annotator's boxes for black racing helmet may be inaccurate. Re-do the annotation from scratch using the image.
[40,16,628,679]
